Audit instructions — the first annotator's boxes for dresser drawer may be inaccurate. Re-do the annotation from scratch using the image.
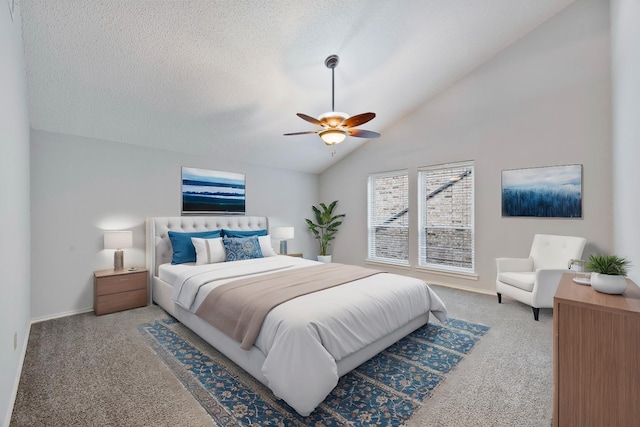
[94,289,147,316]
[95,271,146,296]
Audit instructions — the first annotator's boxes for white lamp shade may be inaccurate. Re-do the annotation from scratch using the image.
[272,227,294,240]
[104,231,133,249]
[320,129,347,145]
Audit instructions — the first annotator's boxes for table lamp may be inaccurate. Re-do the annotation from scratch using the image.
[272,227,294,255]
[104,230,133,270]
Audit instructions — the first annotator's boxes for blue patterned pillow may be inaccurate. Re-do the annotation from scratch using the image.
[222,236,264,261]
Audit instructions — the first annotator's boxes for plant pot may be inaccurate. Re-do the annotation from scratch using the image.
[590,273,627,295]
[317,255,332,263]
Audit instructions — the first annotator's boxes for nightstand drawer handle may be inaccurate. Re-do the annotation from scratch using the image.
[120,278,130,281]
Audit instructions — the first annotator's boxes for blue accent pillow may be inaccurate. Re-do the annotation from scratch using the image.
[222,236,264,261]
[168,230,221,264]
[222,229,268,238]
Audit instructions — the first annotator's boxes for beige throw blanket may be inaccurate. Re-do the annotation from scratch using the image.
[195,263,382,350]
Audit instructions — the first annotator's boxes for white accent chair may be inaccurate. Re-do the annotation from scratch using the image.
[496,234,587,320]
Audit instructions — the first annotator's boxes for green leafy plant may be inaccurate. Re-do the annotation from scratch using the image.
[305,200,346,256]
[586,254,631,276]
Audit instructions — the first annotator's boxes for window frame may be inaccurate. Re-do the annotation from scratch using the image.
[367,169,410,266]
[417,161,475,274]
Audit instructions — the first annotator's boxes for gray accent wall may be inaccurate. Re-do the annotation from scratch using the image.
[30,130,318,320]
[612,0,640,284]
[320,0,615,294]
[1,4,31,426]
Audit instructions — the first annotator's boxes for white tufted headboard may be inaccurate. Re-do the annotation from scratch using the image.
[145,216,269,276]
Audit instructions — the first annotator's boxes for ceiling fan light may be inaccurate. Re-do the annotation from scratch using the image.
[320,129,347,145]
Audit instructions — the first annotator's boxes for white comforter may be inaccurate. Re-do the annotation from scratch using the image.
[170,256,447,416]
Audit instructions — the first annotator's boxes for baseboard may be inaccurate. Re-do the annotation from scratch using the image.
[30,307,94,324]
[4,322,31,427]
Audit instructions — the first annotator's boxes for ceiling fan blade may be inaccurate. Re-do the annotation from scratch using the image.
[283,130,320,136]
[342,112,376,128]
[297,113,323,126]
[348,129,381,138]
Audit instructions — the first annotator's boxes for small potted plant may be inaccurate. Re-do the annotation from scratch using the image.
[305,200,345,263]
[586,254,631,294]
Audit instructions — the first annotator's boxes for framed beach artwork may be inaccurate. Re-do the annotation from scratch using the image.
[501,164,582,218]
[181,167,246,215]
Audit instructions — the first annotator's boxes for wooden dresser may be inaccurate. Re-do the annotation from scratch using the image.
[553,273,640,426]
[93,268,148,315]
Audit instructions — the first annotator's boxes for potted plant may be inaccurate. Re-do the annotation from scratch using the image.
[586,254,631,294]
[305,200,345,263]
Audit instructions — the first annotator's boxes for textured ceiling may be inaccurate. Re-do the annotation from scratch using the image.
[21,0,574,174]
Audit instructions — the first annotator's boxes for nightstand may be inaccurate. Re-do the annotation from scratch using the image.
[93,268,148,315]
[284,253,303,258]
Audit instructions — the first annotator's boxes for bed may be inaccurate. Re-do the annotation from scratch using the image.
[145,216,447,416]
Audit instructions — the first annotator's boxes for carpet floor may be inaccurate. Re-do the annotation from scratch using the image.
[10,285,554,426]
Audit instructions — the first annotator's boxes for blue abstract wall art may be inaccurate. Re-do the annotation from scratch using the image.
[501,164,582,218]
[182,167,245,215]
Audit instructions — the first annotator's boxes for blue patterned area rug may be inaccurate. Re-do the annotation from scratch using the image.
[138,317,489,426]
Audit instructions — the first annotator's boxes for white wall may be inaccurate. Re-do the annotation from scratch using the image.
[320,0,612,293]
[30,131,318,320]
[0,3,32,426]
[611,0,640,283]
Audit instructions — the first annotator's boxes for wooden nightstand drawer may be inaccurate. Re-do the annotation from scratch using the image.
[93,268,148,315]
[95,271,146,296]
[95,289,147,316]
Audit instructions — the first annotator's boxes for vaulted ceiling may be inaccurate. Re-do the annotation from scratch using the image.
[21,0,575,174]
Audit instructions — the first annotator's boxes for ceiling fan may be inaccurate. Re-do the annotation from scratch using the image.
[284,54,380,146]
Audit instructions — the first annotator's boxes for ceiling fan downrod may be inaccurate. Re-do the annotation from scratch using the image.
[325,54,339,112]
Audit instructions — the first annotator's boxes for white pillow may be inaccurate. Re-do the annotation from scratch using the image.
[191,237,226,265]
[258,235,277,257]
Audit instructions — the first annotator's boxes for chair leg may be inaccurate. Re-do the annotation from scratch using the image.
[532,307,540,321]
[497,293,502,304]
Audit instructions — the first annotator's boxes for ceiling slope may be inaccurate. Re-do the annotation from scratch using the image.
[21,0,574,174]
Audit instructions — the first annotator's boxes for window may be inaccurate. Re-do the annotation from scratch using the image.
[418,161,474,273]
[367,170,409,265]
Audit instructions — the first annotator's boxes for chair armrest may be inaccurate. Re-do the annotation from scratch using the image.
[496,257,533,273]
[533,269,571,307]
